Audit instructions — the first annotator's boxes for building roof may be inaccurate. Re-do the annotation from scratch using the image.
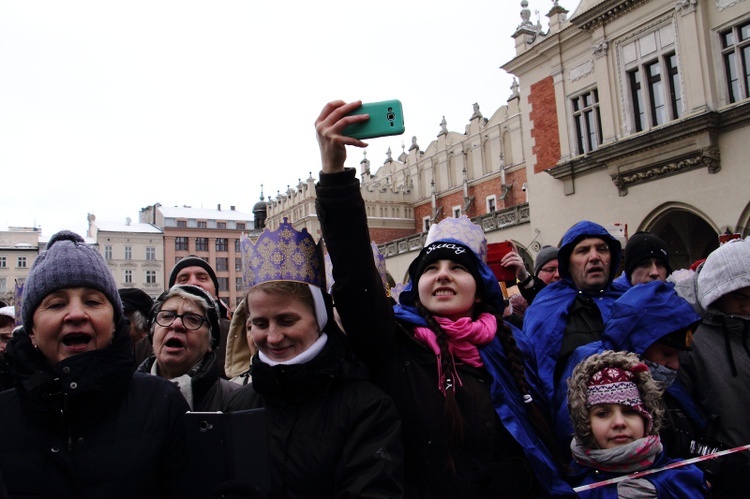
[159,206,253,221]
[94,221,163,234]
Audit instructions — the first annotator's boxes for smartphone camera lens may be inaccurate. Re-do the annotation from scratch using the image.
[387,107,395,122]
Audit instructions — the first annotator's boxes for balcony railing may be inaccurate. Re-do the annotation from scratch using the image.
[378,203,530,257]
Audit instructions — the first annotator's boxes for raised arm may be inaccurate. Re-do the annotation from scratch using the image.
[314,100,399,371]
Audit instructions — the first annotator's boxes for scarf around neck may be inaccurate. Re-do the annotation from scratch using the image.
[413,312,497,395]
[571,434,663,474]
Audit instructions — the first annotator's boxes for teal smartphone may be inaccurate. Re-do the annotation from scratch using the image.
[343,100,405,139]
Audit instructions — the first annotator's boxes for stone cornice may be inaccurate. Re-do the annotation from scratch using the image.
[571,0,651,32]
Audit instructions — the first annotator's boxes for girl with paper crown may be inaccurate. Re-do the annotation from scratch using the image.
[314,100,574,497]
[223,219,404,498]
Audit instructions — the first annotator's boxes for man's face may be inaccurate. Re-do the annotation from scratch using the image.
[630,257,668,285]
[173,266,217,297]
[568,237,611,292]
[537,258,560,285]
[712,285,750,317]
[0,316,14,354]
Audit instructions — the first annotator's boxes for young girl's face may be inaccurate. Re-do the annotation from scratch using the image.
[417,259,478,320]
[589,403,646,449]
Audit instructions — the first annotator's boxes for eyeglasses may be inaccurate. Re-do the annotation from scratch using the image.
[539,266,559,274]
[155,310,208,331]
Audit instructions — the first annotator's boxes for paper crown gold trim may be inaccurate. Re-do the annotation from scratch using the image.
[241,218,325,289]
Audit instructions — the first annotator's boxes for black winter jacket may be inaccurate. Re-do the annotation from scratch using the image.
[316,169,535,498]
[225,329,404,498]
[137,350,240,412]
[0,325,190,499]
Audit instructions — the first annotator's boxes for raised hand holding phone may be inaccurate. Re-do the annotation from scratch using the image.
[342,100,405,140]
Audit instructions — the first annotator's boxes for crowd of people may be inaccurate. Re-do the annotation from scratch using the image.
[0,99,747,498]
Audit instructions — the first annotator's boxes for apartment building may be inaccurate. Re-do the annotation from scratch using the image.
[139,203,255,309]
[0,227,41,304]
[87,215,165,300]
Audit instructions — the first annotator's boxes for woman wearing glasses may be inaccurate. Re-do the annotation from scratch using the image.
[137,284,240,411]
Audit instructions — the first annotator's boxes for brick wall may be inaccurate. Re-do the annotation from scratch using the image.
[529,76,561,174]
[369,228,417,244]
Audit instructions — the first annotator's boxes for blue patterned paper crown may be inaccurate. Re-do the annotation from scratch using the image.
[324,241,389,295]
[425,216,487,262]
[241,218,325,289]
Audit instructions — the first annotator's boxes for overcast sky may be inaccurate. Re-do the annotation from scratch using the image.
[0,0,581,237]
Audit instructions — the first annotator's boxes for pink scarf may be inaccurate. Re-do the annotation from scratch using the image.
[413,312,497,395]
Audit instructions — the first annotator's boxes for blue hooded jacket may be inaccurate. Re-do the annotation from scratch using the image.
[553,280,703,450]
[522,221,627,413]
[568,449,709,498]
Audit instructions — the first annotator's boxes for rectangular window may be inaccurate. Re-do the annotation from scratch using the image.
[236,277,244,291]
[235,257,242,272]
[721,21,750,103]
[17,256,27,268]
[666,53,682,119]
[217,277,229,292]
[216,257,229,271]
[145,270,157,284]
[197,221,207,228]
[627,53,682,131]
[124,270,133,284]
[0,278,6,293]
[124,246,132,260]
[177,220,187,228]
[195,237,209,252]
[216,238,228,252]
[146,247,156,260]
[0,257,6,268]
[234,239,241,253]
[571,89,602,155]
[646,60,667,126]
[452,206,461,218]
[422,216,431,232]
[486,196,497,213]
[629,69,645,132]
[175,237,189,251]
[104,245,113,260]
[236,223,246,230]
[217,222,227,230]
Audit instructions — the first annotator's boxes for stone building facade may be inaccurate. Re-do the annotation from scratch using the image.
[263,0,750,285]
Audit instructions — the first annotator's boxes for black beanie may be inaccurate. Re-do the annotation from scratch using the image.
[168,256,219,294]
[624,232,672,280]
[410,242,482,288]
[119,288,154,319]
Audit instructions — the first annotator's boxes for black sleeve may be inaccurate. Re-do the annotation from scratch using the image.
[315,168,399,372]
[518,276,546,305]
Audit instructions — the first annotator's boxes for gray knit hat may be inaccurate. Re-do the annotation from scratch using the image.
[697,239,750,312]
[533,246,559,276]
[22,230,123,332]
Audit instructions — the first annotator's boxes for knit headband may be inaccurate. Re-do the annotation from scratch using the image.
[586,365,653,431]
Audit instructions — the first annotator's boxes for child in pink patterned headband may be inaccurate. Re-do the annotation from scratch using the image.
[566,350,708,497]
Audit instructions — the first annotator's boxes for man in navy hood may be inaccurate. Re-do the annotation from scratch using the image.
[521,220,627,414]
